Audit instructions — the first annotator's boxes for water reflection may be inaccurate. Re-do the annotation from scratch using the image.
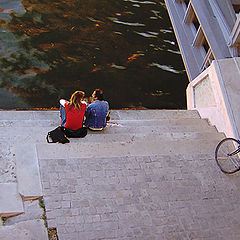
[0,0,188,109]
[149,63,182,74]
[108,17,146,27]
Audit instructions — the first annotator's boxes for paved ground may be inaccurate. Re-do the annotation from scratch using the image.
[1,110,240,240]
[39,154,240,240]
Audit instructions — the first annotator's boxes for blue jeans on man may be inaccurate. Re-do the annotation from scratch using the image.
[60,104,66,127]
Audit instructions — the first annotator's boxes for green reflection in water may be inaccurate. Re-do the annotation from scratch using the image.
[0,0,188,109]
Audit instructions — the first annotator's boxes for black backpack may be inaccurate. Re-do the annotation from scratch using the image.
[63,126,88,138]
[46,127,70,144]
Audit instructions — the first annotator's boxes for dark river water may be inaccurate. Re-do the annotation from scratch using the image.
[0,0,188,109]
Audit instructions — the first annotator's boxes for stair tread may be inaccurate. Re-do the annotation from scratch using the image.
[0,109,200,120]
[0,183,24,217]
[0,117,208,127]
[15,144,43,200]
[36,138,220,160]
[0,219,48,240]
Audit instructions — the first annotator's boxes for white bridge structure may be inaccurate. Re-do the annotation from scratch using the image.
[165,0,240,139]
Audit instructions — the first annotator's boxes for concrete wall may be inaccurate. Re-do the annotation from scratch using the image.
[187,57,240,139]
[164,0,238,81]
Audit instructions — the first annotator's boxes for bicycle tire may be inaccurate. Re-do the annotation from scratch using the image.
[215,138,240,174]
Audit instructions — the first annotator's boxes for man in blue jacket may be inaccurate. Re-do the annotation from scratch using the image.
[85,89,109,131]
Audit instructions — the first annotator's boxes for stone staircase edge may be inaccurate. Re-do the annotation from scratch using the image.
[0,183,24,218]
[15,144,43,200]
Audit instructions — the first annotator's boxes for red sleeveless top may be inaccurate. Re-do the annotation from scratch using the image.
[64,102,86,130]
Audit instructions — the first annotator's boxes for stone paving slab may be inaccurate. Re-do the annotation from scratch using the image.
[0,183,24,217]
[39,154,240,240]
[4,200,43,226]
[15,144,43,200]
[0,219,48,240]
[0,142,16,183]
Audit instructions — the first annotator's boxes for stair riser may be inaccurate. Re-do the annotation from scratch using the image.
[0,183,24,217]
[0,110,200,121]
[0,131,224,146]
[37,139,219,160]
[0,123,216,138]
[71,132,224,143]
[0,118,206,128]
[111,110,200,120]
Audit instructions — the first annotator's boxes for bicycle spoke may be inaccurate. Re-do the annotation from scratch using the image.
[215,138,240,174]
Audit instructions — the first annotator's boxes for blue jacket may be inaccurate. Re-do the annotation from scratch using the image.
[85,100,109,129]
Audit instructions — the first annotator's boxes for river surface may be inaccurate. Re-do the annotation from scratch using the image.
[0,0,188,109]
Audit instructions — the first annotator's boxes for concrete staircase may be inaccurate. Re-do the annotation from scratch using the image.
[0,110,225,239]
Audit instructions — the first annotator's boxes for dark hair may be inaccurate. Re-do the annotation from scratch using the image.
[94,89,104,101]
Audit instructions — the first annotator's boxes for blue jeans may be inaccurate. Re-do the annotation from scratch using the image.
[60,105,66,127]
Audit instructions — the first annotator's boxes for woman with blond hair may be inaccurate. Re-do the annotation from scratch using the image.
[60,90,86,130]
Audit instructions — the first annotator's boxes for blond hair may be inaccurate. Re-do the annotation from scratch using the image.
[69,91,85,111]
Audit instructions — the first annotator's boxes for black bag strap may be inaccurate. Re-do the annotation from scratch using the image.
[46,133,54,143]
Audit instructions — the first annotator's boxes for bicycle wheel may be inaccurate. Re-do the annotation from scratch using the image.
[215,138,240,174]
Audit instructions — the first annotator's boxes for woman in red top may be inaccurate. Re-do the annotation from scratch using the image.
[60,91,86,130]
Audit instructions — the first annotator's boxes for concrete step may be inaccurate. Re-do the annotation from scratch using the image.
[0,110,59,121]
[109,118,207,126]
[15,144,43,200]
[0,109,200,121]
[0,117,209,128]
[110,109,201,120]
[70,131,224,143]
[0,120,57,128]
[0,124,219,146]
[0,219,48,240]
[0,119,216,138]
[100,121,216,134]
[0,129,223,148]
[0,183,24,217]
[4,200,43,226]
[36,137,220,160]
